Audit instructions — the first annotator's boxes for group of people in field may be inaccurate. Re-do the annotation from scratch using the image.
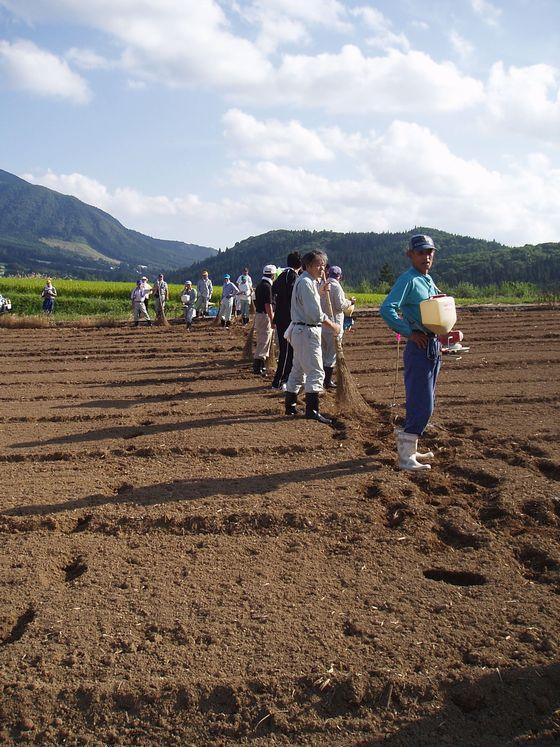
[129,234,443,470]
[39,232,443,471]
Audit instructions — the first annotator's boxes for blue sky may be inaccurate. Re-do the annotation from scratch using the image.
[1,0,559,249]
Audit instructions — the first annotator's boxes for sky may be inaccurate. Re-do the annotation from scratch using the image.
[1,0,559,250]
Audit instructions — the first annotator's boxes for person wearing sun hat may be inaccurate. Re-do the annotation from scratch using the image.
[320,265,355,389]
[380,233,442,471]
[252,264,276,375]
[196,270,213,317]
[218,273,239,327]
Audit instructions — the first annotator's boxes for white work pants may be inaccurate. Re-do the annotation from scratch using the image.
[133,302,150,322]
[219,297,234,322]
[286,325,324,394]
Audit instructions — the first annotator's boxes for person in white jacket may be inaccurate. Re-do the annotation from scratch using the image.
[237,275,253,325]
[284,250,340,424]
[320,265,355,389]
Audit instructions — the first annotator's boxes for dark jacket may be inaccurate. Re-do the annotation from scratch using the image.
[272,268,298,327]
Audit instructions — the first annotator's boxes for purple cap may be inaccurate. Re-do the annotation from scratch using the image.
[328,265,342,279]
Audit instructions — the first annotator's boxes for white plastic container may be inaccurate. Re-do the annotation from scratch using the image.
[419,295,457,334]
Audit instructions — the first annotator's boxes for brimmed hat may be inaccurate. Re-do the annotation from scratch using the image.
[184,280,192,285]
[409,234,435,252]
[224,273,230,279]
[263,264,277,275]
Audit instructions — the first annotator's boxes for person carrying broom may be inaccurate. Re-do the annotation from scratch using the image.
[320,265,356,390]
[284,250,340,424]
[379,234,442,471]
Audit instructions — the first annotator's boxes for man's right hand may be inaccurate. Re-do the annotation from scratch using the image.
[409,331,428,349]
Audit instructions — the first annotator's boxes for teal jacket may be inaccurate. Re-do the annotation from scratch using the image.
[380,268,440,337]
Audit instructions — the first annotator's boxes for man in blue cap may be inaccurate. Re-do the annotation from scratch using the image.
[218,274,239,327]
[380,234,442,470]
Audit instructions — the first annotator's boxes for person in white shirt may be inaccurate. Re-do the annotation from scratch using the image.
[181,280,197,330]
[152,273,169,319]
[196,271,213,317]
[284,250,340,424]
[320,265,355,389]
[235,268,252,317]
[131,279,152,326]
[237,274,253,325]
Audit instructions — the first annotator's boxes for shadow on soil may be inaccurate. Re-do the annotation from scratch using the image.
[2,457,374,517]
[371,663,560,747]
[11,408,281,446]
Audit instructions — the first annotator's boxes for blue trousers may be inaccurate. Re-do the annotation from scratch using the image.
[403,338,441,436]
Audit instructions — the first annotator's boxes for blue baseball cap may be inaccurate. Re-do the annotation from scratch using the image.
[409,234,435,252]
[224,274,230,279]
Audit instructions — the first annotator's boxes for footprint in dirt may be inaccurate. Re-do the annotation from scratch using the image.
[536,459,560,482]
[437,507,492,549]
[446,465,502,490]
[423,568,487,587]
[515,544,560,584]
[64,556,88,583]
[1,606,36,646]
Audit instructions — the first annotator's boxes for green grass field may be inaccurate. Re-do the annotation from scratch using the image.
[0,276,554,321]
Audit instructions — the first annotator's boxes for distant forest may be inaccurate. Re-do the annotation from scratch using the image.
[169,228,560,291]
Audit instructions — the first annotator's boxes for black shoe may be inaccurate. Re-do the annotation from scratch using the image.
[253,358,265,375]
[186,322,192,330]
[285,392,298,416]
[220,318,226,327]
[134,321,139,327]
[324,366,336,389]
[305,393,332,424]
[147,320,153,327]
[225,320,231,328]
[242,317,249,326]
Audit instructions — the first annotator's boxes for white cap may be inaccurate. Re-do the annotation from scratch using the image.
[263,264,277,275]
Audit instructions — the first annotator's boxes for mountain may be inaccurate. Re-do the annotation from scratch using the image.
[0,169,216,278]
[168,228,560,290]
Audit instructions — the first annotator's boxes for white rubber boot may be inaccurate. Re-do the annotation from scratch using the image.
[397,431,431,471]
[395,427,434,461]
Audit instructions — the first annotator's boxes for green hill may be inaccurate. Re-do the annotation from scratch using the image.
[168,228,560,290]
[0,169,216,279]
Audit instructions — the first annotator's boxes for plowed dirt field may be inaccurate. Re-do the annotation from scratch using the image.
[1,307,559,746]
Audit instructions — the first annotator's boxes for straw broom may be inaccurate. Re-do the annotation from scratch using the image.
[265,328,276,371]
[241,319,255,361]
[154,299,169,326]
[323,285,371,417]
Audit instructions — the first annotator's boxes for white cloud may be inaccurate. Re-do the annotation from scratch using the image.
[22,120,560,248]
[66,47,111,71]
[470,0,502,26]
[243,0,350,31]
[0,0,273,89]
[222,108,334,162]
[449,30,474,59]
[266,45,484,113]
[0,2,484,115]
[351,6,410,51]
[0,38,91,102]
[486,61,560,142]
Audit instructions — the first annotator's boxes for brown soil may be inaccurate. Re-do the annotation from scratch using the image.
[1,307,559,746]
